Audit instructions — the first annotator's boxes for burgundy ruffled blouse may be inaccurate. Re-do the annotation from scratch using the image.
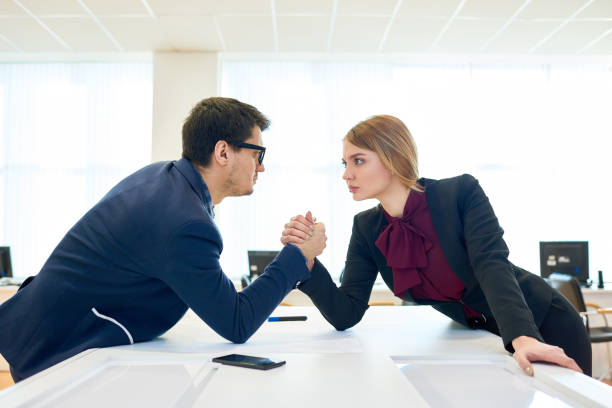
[374,189,482,320]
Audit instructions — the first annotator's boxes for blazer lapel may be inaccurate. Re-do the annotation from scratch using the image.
[421,178,474,289]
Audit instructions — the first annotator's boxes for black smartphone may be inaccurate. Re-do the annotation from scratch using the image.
[212,354,286,370]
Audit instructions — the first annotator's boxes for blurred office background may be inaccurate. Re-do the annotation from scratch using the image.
[0,0,611,283]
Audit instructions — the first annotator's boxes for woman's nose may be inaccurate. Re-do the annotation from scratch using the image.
[342,168,351,180]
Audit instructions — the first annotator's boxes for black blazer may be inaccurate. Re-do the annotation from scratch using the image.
[299,174,554,351]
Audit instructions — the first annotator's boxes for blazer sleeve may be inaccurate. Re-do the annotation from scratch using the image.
[460,175,543,350]
[298,215,377,330]
[161,220,309,344]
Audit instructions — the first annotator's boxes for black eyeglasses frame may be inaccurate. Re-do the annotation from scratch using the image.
[236,142,266,165]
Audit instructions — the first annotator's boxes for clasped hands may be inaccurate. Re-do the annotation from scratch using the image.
[280,211,326,270]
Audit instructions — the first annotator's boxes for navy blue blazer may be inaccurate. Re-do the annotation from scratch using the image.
[0,158,309,380]
[299,174,553,351]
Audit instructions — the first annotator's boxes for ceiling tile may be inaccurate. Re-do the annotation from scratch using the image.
[581,27,612,53]
[434,18,505,53]
[331,16,388,52]
[146,0,270,16]
[0,39,17,51]
[383,17,447,52]
[0,17,67,51]
[576,0,612,19]
[277,16,328,51]
[41,17,118,51]
[0,1,28,15]
[336,0,398,15]
[158,15,221,51]
[217,15,274,51]
[535,21,612,53]
[485,20,560,53]
[101,17,170,51]
[19,0,85,14]
[398,0,462,18]
[459,0,527,18]
[518,0,587,19]
[275,0,332,14]
[81,0,150,15]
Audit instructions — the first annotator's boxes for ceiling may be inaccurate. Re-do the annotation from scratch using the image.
[0,0,611,55]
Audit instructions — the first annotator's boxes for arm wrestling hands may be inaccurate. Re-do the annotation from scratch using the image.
[280,211,326,271]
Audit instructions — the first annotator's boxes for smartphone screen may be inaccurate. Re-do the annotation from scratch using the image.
[212,354,286,370]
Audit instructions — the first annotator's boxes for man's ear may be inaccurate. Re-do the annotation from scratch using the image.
[213,140,231,167]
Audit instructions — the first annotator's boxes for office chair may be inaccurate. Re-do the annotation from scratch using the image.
[545,273,612,379]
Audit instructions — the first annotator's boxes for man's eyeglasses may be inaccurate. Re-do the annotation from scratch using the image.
[237,142,266,165]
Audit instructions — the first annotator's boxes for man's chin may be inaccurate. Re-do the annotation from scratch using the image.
[236,187,254,197]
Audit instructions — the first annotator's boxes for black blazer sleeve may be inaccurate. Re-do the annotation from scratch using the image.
[459,175,543,349]
[298,214,377,330]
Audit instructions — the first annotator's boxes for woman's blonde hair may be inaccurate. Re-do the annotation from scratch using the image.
[345,115,422,191]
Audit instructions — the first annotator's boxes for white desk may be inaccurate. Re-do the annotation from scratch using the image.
[1,306,611,407]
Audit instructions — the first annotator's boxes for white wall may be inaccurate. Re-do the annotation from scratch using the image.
[152,52,219,162]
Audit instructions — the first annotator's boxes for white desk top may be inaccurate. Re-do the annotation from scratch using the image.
[1,306,611,407]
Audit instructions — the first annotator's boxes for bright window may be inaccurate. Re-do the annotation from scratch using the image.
[0,62,152,277]
[219,60,612,282]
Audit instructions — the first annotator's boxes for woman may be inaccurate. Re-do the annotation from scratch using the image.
[281,115,590,376]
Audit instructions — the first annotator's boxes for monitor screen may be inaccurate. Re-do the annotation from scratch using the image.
[247,250,279,278]
[0,247,12,278]
[539,241,588,284]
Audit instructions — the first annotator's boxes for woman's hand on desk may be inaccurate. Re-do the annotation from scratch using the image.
[281,211,327,270]
[511,335,582,376]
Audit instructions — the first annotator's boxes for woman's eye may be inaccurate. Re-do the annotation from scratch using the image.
[355,158,364,165]
[341,161,347,168]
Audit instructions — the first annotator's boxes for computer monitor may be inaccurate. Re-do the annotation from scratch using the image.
[0,247,13,278]
[539,241,589,285]
[247,250,279,278]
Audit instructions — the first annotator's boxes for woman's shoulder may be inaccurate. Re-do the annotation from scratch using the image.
[419,173,477,188]
[354,204,384,226]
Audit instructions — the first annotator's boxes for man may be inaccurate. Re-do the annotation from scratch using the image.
[0,97,326,382]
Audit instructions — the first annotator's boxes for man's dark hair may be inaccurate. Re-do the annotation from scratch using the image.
[182,97,270,167]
